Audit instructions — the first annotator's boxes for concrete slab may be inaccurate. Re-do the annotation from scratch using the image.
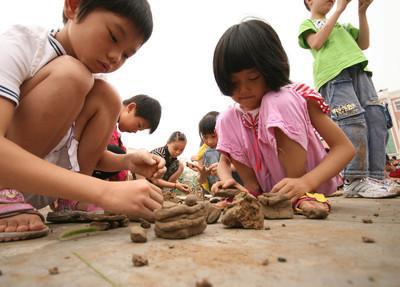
[1,197,399,287]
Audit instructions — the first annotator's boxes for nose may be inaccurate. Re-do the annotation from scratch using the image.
[107,49,122,65]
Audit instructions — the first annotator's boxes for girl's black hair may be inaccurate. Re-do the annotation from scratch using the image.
[167,131,187,144]
[213,19,290,96]
[63,0,153,43]
[198,111,219,137]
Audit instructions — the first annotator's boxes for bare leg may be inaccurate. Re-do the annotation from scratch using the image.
[1,56,94,233]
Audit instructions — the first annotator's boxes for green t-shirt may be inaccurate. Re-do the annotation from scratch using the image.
[298,19,369,90]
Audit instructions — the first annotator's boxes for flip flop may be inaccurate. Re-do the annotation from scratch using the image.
[0,225,50,242]
[293,193,331,219]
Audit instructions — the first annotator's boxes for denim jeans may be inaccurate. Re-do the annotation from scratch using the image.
[320,65,387,179]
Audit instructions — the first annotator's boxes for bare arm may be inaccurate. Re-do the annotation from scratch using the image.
[217,154,234,181]
[271,101,355,198]
[357,0,373,50]
[305,0,350,50]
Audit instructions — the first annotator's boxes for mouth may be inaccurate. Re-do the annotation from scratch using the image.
[97,61,110,73]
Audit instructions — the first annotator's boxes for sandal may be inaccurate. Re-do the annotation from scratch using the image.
[0,189,49,242]
[293,193,331,219]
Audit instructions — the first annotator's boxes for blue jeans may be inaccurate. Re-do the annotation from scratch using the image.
[320,65,387,179]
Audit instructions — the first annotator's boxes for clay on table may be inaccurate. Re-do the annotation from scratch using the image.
[258,193,293,219]
[221,192,264,229]
[130,226,148,243]
[205,202,222,224]
[154,196,207,239]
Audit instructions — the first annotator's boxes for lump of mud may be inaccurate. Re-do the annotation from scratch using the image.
[258,193,293,219]
[205,203,222,224]
[154,198,207,239]
[221,192,264,229]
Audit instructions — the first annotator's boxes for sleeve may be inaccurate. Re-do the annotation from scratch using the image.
[298,19,317,49]
[343,23,359,41]
[215,109,251,167]
[292,83,330,114]
[0,26,33,105]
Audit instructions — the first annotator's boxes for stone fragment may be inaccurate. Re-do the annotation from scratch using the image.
[258,193,293,219]
[130,226,147,243]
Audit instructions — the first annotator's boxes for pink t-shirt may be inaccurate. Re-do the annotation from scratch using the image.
[216,83,338,195]
[109,127,128,181]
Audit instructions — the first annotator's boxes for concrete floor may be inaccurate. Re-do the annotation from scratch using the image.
[0,196,399,287]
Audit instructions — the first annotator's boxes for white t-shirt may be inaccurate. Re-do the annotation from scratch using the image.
[0,25,66,105]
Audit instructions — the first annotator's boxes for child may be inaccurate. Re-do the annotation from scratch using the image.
[189,111,242,193]
[212,19,355,217]
[93,94,162,181]
[299,0,396,198]
[0,0,165,242]
[150,131,190,193]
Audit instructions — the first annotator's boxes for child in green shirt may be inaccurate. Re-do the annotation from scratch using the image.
[299,0,396,198]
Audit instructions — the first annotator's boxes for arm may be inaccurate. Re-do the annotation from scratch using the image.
[271,101,355,198]
[305,0,350,50]
[150,177,190,193]
[357,0,373,50]
[0,98,163,219]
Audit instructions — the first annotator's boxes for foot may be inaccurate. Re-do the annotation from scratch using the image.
[0,213,47,241]
[298,200,329,219]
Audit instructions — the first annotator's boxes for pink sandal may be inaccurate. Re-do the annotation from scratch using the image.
[0,189,49,242]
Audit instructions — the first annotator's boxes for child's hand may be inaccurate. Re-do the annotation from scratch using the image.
[337,0,351,13]
[208,163,219,176]
[99,179,163,220]
[358,0,373,14]
[125,149,166,178]
[175,182,190,194]
[270,177,313,201]
[211,178,248,194]
[186,161,200,172]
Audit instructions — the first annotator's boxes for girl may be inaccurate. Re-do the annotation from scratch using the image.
[211,19,355,218]
[150,131,190,193]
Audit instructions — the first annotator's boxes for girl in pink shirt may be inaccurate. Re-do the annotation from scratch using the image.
[212,19,355,218]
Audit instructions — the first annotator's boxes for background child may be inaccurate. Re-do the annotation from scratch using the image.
[150,131,190,193]
[212,19,355,218]
[0,0,165,242]
[93,94,162,181]
[188,111,242,193]
[299,0,396,198]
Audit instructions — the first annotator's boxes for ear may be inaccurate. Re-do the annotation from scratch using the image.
[127,102,137,113]
[64,0,80,21]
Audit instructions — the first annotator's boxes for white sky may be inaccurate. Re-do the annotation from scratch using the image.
[1,1,399,159]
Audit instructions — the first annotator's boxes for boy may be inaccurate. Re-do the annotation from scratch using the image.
[0,0,165,242]
[299,0,396,198]
[93,94,162,181]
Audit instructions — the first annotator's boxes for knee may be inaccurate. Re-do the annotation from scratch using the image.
[90,79,121,119]
[49,56,94,104]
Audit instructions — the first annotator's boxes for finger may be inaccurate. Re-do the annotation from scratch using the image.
[138,206,156,222]
[271,179,288,193]
[148,181,162,194]
[144,197,163,211]
[149,188,163,204]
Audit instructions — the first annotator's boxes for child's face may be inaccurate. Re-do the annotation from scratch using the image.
[118,103,150,133]
[231,68,268,111]
[202,133,218,149]
[63,9,144,73]
[307,0,335,15]
[167,140,186,158]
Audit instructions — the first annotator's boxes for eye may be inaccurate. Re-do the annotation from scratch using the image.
[249,74,260,81]
[109,30,117,43]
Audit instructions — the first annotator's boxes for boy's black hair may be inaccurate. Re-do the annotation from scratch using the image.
[213,19,290,96]
[304,0,310,11]
[63,0,153,43]
[123,94,161,134]
[167,131,187,144]
[199,111,219,137]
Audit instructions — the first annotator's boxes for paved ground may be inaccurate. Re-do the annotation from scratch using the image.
[0,196,399,287]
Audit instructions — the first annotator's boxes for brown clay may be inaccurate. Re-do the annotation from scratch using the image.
[196,278,213,287]
[300,205,329,219]
[185,194,198,206]
[48,267,59,275]
[154,201,208,239]
[132,254,149,267]
[130,226,147,243]
[214,188,240,198]
[221,192,264,229]
[205,203,222,224]
[155,221,207,239]
[258,193,293,219]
